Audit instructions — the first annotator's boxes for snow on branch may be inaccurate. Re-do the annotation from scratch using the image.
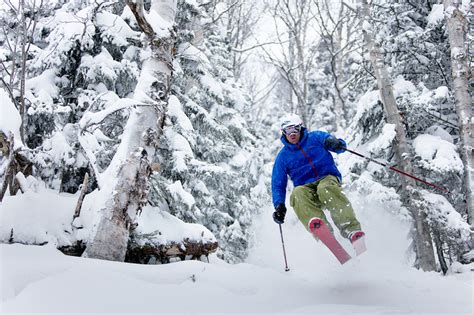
[78,97,146,130]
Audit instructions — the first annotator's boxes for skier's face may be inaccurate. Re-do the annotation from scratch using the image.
[285,129,301,144]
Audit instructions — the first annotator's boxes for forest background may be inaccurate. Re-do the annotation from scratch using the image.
[0,0,473,278]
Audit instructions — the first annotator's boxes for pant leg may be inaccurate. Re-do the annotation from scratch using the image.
[316,175,361,238]
[290,183,332,232]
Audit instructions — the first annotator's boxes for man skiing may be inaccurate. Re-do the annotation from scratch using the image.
[271,113,365,254]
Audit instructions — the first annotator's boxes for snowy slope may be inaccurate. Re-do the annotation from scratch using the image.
[1,198,472,314]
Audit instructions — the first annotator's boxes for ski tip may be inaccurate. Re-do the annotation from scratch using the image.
[339,256,352,264]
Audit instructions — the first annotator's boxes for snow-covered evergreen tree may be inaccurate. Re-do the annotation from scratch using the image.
[0,0,267,263]
[147,0,267,262]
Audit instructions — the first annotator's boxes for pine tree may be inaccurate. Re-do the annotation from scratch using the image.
[147,0,267,262]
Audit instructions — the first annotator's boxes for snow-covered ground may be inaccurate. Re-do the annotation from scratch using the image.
[1,189,472,314]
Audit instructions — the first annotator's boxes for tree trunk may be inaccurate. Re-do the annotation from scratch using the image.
[83,0,177,262]
[444,0,473,242]
[270,0,313,123]
[358,0,436,271]
[433,233,448,275]
[0,133,32,202]
[19,0,27,143]
[73,172,89,220]
[332,1,347,130]
[295,34,308,124]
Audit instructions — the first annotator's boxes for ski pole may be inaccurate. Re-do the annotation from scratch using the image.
[278,224,290,272]
[347,148,451,195]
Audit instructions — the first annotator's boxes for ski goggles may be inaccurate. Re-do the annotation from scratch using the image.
[282,124,302,136]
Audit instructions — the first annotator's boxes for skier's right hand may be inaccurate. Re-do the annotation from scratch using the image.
[273,204,287,224]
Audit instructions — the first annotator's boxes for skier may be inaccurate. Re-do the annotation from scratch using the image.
[271,113,365,248]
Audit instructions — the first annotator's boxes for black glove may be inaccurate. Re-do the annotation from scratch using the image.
[325,136,347,153]
[273,204,287,224]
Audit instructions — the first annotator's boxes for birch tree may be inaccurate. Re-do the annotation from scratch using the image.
[223,0,262,80]
[83,0,178,261]
[357,0,436,271]
[260,0,317,124]
[0,0,43,142]
[311,0,360,129]
[444,0,473,237]
[0,0,42,201]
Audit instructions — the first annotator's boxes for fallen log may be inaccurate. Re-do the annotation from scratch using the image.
[126,235,218,264]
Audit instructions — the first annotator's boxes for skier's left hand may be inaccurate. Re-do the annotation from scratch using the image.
[325,136,347,153]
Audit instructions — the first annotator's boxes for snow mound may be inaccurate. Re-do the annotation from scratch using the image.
[135,205,215,245]
[0,188,77,247]
[0,88,23,149]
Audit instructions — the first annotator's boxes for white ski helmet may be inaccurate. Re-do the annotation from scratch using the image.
[280,113,303,131]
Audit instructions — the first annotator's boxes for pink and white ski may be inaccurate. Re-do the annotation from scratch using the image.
[308,217,352,264]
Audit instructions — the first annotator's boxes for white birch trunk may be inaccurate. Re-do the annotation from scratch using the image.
[444,0,474,234]
[358,0,436,271]
[333,2,346,129]
[332,33,345,129]
[19,0,27,143]
[295,34,308,123]
[83,0,177,261]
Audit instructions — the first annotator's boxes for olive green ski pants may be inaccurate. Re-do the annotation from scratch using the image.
[290,175,361,238]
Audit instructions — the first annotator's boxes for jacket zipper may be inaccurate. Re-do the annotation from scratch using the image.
[296,143,319,178]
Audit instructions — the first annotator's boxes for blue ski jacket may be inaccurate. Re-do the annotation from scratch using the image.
[271,128,346,208]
